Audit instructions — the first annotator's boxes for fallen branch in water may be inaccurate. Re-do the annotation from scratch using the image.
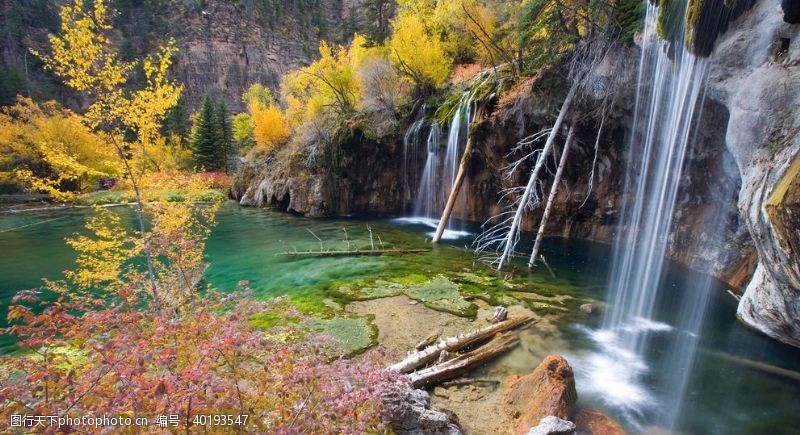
[280,248,429,257]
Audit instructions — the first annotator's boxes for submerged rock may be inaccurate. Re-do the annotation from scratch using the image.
[382,386,462,435]
[502,355,578,435]
[579,303,598,317]
[574,409,626,435]
[527,416,576,435]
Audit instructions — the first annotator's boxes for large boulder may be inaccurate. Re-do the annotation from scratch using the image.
[574,409,626,435]
[502,355,578,435]
[382,386,462,435]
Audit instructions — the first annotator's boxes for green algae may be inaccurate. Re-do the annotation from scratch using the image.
[333,275,478,317]
[309,315,378,355]
[405,276,477,317]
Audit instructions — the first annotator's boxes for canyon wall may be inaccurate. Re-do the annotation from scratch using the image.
[706,0,800,347]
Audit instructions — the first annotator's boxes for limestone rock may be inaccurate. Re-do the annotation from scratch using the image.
[574,409,626,435]
[527,416,576,435]
[708,0,800,348]
[382,386,462,435]
[579,303,597,316]
[502,355,578,435]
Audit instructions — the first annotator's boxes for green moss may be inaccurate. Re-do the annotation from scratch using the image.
[405,276,478,317]
[248,311,301,330]
[684,0,705,48]
[333,281,404,300]
[309,315,378,355]
[656,0,682,42]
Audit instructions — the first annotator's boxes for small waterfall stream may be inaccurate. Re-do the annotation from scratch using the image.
[580,0,726,428]
[399,71,495,238]
[412,123,440,219]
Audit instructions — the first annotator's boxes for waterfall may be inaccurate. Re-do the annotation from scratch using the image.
[580,0,720,428]
[443,93,472,197]
[398,70,494,238]
[402,105,426,208]
[407,93,472,220]
[412,123,440,218]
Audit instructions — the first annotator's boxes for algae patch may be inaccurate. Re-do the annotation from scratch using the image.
[334,275,478,318]
[309,316,378,354]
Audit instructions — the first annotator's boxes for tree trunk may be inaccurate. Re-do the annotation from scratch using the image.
[432,107,484,243]
[389,316,532,374]
[407,333,520,388]
[528,124,576,268]
[496,85,577,269]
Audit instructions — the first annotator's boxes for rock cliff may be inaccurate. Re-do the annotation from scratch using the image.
[706,0,800,347]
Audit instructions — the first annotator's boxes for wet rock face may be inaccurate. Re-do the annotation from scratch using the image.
[707,0,800,347]
[502,355,578,435]
[232,132,405,216]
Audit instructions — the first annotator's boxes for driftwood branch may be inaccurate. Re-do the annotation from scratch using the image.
[280,248,429,257]
[408,333,520,388]
[390,316,532,374]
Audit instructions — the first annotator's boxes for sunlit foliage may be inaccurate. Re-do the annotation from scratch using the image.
[1,212,402,432]
[33,0,182,162]
[387,11,452,91]
[0,98,120,200]
[250,100,291,155]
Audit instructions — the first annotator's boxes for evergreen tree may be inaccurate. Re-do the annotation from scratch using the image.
[162,96,189,146]
[191,96,219,171]
[213,99,232,172]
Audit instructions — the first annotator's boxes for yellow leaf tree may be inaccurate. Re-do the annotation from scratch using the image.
[34,0,187,308]
[1,98,121,200]
[387,12,453,92]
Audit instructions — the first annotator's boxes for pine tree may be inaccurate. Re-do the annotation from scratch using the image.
[213,99,232,172]
[191,96,218,171]
[162,96,189,146]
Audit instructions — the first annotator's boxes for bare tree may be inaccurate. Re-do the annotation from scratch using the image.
[475,83,577,270]
[528,123,576,268]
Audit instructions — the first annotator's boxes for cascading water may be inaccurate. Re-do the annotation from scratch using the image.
[579,0,722,428]
[443,93,472,197]
[412,123,440,219]
[402,105,426,206]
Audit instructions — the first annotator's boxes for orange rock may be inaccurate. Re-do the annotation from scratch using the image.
[502,355,578,435]
[574,408,626,435]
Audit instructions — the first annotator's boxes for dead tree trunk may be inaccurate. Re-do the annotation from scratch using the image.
[407,333,520,388]
[528,124,576,268]
[496,85,577,269]
[432,108,484,243]
[389,316,531,374]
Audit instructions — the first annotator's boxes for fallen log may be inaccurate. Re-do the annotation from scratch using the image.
[389,316,533,374]
[699,349,800,381]
[408,333,520,388]
[280,248,429,257]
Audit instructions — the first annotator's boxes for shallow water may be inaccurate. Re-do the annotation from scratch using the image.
[1,202,798,434]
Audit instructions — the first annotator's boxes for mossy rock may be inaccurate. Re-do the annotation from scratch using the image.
[333,281,404,300]
[405,276,478,318]
[309,315,378,355]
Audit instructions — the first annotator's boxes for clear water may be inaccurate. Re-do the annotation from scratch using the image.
[1,203,799,434]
